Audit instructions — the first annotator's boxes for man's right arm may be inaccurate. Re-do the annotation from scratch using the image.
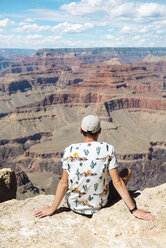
[34,169,68,218]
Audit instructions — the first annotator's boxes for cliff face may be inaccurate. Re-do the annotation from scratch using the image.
[0,65,83,94]
[2,47,166,77]
[1,56,166,97]
[70,62,166,95]
[0,183,165,248]
[0,51,166,197]
[105,97,166,113]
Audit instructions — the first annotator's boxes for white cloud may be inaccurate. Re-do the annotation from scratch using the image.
[52,22,94,33]
[24,18,35,22]
[60,0,166,24]
[139,26,150,33]
[14,23,51,33]
[106,34,114,39]
[61,0,103,15]
[137,3,166,18]
[0,18,15,27]
[61,0,124,15]
[132,35,141,40]
[0,34,61,49]
[26,0,166,30]
[14,22,94,34]
[110,2,135,18]
[120,25,132,33]
[26,34,43,39]
[156,29,164,35]
[1,0,166,48]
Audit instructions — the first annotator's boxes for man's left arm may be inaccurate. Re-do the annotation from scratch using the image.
[109,168,155,221]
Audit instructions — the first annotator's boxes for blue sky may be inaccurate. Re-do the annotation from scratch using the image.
[0,0,166,49]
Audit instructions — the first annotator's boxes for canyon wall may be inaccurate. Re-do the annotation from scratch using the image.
[0,50,165,197]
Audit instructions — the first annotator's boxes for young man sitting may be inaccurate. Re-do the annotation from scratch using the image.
[35,115,155,221]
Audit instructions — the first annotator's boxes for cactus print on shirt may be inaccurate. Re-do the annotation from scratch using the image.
[62,142,118,215]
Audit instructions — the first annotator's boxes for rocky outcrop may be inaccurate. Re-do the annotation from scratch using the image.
[0,59,11,70]
[0,183,165,248]
[0,168,17,203]
[27,92,106,107]
[70,62,166,95]
[6,80,32,94]
[0,132,52,145]
[16,170,45,200]
[15,93,166,115]
[0,144,25,161]
[119,148,166,191]
[15,158,62,175]
[0,168,44,202]
[0,65,85,94]
[105,97,166,113]
[143,54,166,63]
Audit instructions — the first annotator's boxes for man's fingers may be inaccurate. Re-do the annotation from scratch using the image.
[34,210,47,218]
[34,210,42,216]
[133,209,155,221]
[143,212,155,220]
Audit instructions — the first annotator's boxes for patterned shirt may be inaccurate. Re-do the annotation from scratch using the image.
[62,141,118,215]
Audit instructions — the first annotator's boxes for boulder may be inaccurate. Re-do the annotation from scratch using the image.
[0,183,165,248]
[0,168,17,203]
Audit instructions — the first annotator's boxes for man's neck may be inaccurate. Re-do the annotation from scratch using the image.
[83,137,98,143]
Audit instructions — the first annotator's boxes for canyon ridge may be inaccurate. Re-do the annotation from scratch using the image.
[0,47,166,196]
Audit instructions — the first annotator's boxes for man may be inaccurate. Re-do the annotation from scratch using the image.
[35,115,155,221]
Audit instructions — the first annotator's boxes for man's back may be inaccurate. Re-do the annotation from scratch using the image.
[62,141,118,215]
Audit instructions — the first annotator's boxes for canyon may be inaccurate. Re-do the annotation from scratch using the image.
[0,48,165,195]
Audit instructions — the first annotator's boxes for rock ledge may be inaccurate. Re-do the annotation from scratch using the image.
[0,183,166,248]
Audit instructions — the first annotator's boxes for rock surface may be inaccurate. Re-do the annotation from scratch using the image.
[0,168,17,203]
[0,183,165,248]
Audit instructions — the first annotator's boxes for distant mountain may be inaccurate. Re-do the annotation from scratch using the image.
[35,47,166,64]
[143,54,166,62]
[1,47,166,64]
[0,49,35,58]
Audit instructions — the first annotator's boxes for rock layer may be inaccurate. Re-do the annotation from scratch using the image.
[0,51,166,197]
[0,183,165,248]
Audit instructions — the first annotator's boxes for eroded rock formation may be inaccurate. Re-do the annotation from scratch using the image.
[16,170,45,200]
[0,50,166,197]
[0,183,165,248]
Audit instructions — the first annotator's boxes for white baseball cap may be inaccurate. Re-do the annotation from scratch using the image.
[81,115,101,133]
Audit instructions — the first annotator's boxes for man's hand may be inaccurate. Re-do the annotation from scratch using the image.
[132,209,155,221]
[34,206,55,218]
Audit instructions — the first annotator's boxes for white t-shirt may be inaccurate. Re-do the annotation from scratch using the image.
[62,141,118,215]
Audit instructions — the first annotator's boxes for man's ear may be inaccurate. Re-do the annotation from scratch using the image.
[80,128,83,134]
